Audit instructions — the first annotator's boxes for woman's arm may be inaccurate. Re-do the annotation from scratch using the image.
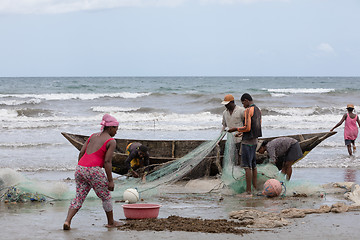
[104,139,116,191]
[330,114,347,131]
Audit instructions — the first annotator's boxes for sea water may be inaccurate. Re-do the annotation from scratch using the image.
[0,77,359,192]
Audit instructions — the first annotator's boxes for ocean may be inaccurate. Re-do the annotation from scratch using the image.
[0,76,360,184]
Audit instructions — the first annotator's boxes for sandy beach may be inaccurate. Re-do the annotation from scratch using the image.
[2,168,360,240]
[1,202,359,240]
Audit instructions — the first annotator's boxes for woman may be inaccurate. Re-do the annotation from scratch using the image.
[331,104,360,156]
[63,114,122,230]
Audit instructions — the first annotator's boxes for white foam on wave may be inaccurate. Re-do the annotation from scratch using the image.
[0,109,18,118]
[267,88,335,94]
[0,92,151,101]
[270,93,287,97]
[264,106,349,116]
[0,142,63,148]
[0,98,41,106]
[115,111,219,123]
[296,155,360,168]
[0,106,343,131]
[0,111,222,130]
[111,111,221,131]
[0,114,101,129]
[262,114,340,130]
[266,107,316,116]
[318,141,345,148]
[91,106,140,112]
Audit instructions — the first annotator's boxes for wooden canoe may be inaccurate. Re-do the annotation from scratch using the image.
[61,131,336,177]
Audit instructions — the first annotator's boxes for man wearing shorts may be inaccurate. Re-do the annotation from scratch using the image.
[229,93,262,196]
[258,137,303,180]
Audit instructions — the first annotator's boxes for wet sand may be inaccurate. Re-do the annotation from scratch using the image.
[1,178,360,240]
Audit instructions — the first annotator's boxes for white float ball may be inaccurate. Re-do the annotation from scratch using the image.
[123,188,139,203]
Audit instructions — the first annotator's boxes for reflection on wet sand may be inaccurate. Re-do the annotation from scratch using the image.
[344,168,357,182]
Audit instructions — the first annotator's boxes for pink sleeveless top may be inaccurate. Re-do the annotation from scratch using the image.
[344,113,358,140]
[78,135,114,167]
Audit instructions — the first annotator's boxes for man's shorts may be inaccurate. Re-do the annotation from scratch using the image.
[345,139,355,146]
[285,142,303,162]
[241,144,257,169]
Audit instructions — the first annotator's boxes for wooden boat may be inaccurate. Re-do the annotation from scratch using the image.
[61,131,336,178]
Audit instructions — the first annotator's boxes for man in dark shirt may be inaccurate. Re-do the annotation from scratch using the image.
[125,142,150,182]
[229,93,262,196]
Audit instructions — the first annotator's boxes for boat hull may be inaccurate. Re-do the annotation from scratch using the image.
[61,131,336,177]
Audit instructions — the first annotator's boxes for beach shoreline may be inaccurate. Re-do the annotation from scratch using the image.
[2,204,359,240]
[1,194,359,240]
[1,170,360,240]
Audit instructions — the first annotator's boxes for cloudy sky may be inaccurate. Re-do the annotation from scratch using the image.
[0,0,359,77]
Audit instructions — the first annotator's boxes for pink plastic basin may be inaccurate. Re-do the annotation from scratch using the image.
[122,204,161,219]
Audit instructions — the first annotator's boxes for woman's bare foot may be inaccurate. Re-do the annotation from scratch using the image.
[105,221,124,228]
[63,222,71,230]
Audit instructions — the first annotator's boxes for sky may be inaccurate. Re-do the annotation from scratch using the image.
[0,0,359,77]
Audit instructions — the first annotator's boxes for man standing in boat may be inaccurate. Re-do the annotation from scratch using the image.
[221,94,245,165]
[257,137,303,181]
[228,93,262,196]
[125,143,150,182]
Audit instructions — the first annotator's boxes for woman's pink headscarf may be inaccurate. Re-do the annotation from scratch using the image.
[100,114,119,131]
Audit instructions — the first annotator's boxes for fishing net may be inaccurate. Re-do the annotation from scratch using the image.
[1,186,46,202]
[221,133,281,194]
[115,132,328,198]
[0,168,70,202]
[137,131,227,193]
[221,133,324,195]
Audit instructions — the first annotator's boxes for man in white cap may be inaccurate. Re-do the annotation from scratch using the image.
[221,94,245,165]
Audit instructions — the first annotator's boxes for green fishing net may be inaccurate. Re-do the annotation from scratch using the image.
[221,133,280,194]
[0,131,325,203]
[124,131,281,195]
[1,186,46,202]
[136,132,227,194]
[221,133,324,196]
[0,169,70,203]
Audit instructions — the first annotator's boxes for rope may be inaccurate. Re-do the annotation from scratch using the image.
[208,181,226,193]
[231,164,245,181]
[280,181,287,198]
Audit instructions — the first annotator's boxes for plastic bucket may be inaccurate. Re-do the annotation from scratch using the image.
[122,203,161,219]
